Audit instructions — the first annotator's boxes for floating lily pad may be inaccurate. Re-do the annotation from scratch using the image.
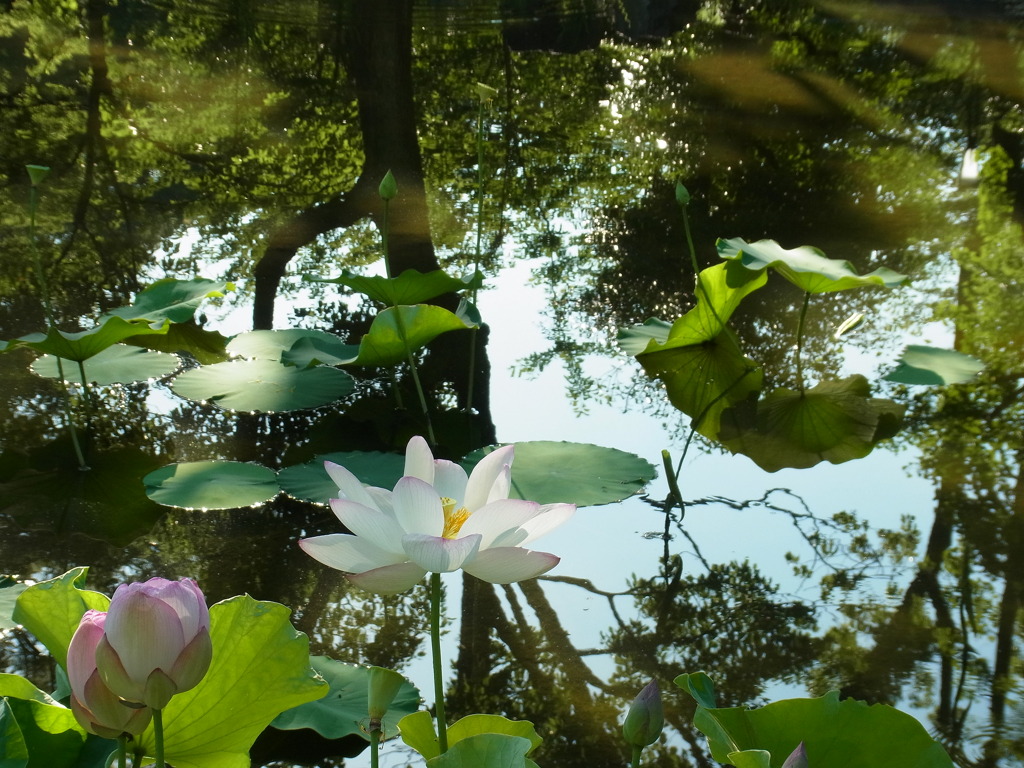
[462,441,656,507]
[2,316,170,362]
[718,375,905,472]
[227,329,355,364]
[316,268,483,306]
[127,320,230,365]
[718,237,907,293]
[278,451,407,503]
[143,460,280,509]
[171,358,355,412]
[31,344,179,385]
[884,345,984,385]
[272,657,419,740]
[676,673,953,768]
[104,277,234,325]
[282,335,361,368]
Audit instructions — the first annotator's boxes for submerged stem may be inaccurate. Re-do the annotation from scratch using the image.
[795,291,811,393]
[429,572,449,753]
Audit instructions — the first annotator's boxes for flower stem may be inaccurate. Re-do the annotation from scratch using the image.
[153,708,165,768]
[429,572,448,753]
[117,736,127,768]
[370,728,381,768]
[631,744,644,767]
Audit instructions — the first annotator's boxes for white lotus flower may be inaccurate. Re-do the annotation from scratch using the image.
[299,437,575,594]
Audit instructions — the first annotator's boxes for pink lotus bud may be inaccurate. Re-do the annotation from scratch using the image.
[67,610,153,738]
[95,577,213,709]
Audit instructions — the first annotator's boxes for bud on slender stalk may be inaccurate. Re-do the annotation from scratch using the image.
[367,665,405,735]
[379,170,398,201]
[675,182,690,207]
[95,577,213,710]
[26,164,51,186]
[623,679,664,749]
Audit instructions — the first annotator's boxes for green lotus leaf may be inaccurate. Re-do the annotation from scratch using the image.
[448,715,542,754]
[271,657,419,740]
[31,344,179,385]
[0,676,87,768]
[461,441,656,507]
[717,237,907,293]
[729,750,774,768]
[103,277,234,325]
[2,317,170,362]
[316,268,484,306]
[227,329,355,364]
[12,568,109,669]
[124,320,231,365]
[135,595,328,768]
[718,375,905,472]
[282,335,360,368]
[884,345,984,385]
[0,577,27,631]
[426,733,534,768]
[617,318,671,355]
[278,451,406,504]
[143,460,280,510]
[676,677,953,768]
[171,358,355,412]
[343,305,477,367]
[638,328,763,439]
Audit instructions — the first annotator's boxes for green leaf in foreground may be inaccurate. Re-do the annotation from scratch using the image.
[0,577,28,631]
[0,676,87,768]
[677,681,953,768]
[171,358,355,412]
[136,595,328,768]
[272,657,419,740]
[427,734,534,768]
[718,237,907,293]
[277,451,406,504]
[461,441,656,507]
[143,461,280,510]
[12,567,109,669]
[31,344,179,385]
[400,713,540,763]
[884,345,984,385]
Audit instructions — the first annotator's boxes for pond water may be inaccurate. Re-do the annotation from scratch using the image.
[2,0,1024,766]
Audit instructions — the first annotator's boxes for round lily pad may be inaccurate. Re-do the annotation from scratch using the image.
[171,358,355,412]
[227,329,352,362]
[31,344,180,385]
[278,451,407,504]
[143,461,280,510]
[462,441,657,507]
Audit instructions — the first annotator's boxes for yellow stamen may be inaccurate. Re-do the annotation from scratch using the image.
[441,497,471,539]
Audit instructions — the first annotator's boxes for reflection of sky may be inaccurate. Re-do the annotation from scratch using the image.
[345,251,941,767]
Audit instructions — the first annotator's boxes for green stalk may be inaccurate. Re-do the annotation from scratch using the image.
[153,709,165,768]
[370,728,381,768]
[679,197,725,333]
[117,736,127,768]
[794,291,811,394]
[631,744,644,767]
[429,572,449,753]
[464,94,489,415]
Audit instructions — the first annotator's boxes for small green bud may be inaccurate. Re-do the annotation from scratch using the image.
[367,666,405,726]
[675,182,690,207]
[622,679,664,748]
[474,82,498,100]
[379,170,398,201]
[26,165,51,186]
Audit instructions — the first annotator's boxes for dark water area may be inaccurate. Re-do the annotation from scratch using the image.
[2,0,1024,766]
